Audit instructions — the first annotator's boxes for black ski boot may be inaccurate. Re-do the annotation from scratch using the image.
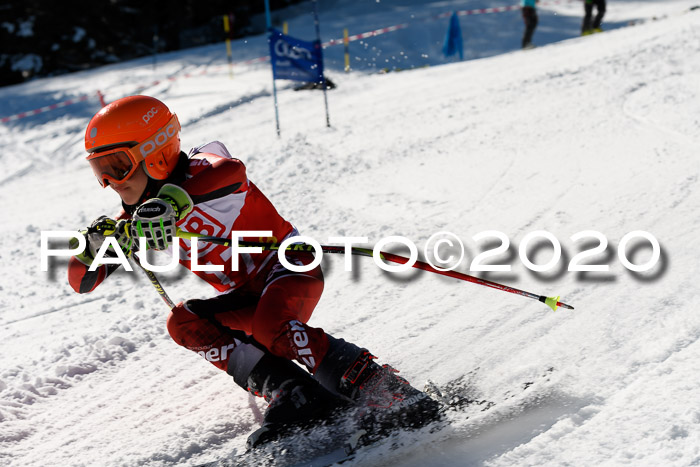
[314,336,442,433]
[227,342,349,449]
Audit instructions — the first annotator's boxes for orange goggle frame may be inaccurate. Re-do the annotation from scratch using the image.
[87,114,180,187]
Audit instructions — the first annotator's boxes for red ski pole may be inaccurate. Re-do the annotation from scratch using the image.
[176,229,574,311]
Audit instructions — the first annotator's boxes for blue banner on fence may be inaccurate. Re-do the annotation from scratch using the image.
[268,29,324,82]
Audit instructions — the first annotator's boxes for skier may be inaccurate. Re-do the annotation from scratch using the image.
[521,0,538,49]
[67,95,440,447]
[582,0,606,35]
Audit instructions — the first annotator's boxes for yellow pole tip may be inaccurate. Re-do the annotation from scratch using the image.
[544,296,560,312]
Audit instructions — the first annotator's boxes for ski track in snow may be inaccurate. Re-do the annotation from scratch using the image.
[2,1,700,466]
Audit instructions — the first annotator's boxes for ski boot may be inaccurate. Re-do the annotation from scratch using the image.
[314,336,442,435]
[228,343,350,449]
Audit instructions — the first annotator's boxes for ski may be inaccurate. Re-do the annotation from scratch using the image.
[193,427,367,467]
[287,429,367,467]
[195,368,553,466]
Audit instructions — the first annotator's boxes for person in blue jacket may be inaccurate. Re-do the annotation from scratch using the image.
[521,0,538,49]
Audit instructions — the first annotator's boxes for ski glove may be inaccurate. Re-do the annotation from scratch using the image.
[72,216,135,265]
[131,184,193,251]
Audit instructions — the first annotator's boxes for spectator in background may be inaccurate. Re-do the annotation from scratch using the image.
[521,0,538,49]
[582,0,606,35]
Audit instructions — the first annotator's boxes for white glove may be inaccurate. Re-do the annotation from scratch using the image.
[131,184,193,251]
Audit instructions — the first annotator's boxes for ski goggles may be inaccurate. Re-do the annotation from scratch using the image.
[87,114,180,187]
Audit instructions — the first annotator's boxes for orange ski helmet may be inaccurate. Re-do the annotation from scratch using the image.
[85,95,181,187]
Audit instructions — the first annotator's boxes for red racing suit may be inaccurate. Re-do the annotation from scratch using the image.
[68,141,330,373]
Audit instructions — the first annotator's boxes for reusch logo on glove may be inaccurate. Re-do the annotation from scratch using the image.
[136,203,168,217]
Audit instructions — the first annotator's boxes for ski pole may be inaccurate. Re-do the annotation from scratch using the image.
[131,243,254,344]
[176,229,574,311]
[85,221,177,310]
[131,253,176,309]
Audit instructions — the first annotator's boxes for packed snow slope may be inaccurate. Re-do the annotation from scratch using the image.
[2,1,700,466]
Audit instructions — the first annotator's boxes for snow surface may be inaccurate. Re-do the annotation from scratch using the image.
[2,0,700,466]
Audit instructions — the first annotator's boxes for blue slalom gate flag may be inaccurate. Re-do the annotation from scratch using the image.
[442,12,464,60]
[268,29,324,83]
